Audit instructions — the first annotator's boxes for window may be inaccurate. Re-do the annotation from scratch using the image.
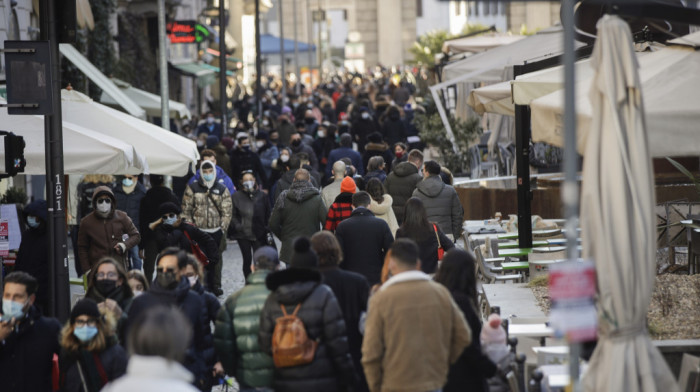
[417,0,423,17]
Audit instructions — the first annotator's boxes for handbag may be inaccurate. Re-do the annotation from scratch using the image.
[433,223,444,261]
[183,230,210,266]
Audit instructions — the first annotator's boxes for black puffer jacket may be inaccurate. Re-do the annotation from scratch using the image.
[384,162,422,224]
[259,268,356,392]
[413,175,464,237]
[139,186,179,243]
[232,188,271,241]
[15,200,49,313]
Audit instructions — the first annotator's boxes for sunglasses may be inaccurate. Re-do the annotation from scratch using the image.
[96,199,111,205]
[162,213,177,220]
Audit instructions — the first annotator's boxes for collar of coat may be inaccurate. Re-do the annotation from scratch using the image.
[381,270,431,291]
[266,267,322,291]
[350,207,374,217]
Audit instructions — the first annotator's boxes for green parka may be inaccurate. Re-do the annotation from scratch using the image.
[214,270,274,389]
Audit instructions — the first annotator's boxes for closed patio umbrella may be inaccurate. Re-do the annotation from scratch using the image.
[580,15,677,392]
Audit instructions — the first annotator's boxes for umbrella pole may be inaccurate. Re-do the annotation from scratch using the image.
[39,0,71,322]
[562,0,581,390]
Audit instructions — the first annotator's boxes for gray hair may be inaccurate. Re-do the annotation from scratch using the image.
[128,306,192,363]
[367,156,385,172]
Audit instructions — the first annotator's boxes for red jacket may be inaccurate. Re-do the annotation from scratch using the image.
[324,193,354,232]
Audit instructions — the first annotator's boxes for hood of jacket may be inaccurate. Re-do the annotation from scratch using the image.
[24,199,48,222]
[392,161,419,178]
[365,141,389,152]
[92,185,116,209]
[415,175,445,198]
[266,268,321,304]
[285,180,320,203]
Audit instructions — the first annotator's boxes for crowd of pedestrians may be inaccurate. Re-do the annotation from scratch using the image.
[0,75,524,392]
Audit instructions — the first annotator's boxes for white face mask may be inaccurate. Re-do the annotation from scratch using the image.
[280,154,290,163]
[96,202,111,214]
[361,112,370,120]
[187,275,198,287]
[317,131,325,138]
[256,140,265,148]
[133,290,143,297]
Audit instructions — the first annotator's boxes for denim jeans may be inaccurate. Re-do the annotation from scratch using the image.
[127,245,142,271]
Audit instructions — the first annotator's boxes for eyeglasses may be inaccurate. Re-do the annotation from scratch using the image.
[74,318,97,327]
[96,272,118,279]
[162,213,177,220]
[96,198,111,205]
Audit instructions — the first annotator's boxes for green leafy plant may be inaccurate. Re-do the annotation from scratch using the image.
[0,187,28,205]
[86,0,117,99]
[666,157,700,198]
[414,95,482,175]
[408,29,453,67]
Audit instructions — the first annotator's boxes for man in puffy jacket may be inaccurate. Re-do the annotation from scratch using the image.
[182,160,233,295]
[214,246,279,390]
[78,186,141,275]
[412,160,464,239]
[114,174,147,270]
[258,238,356,392]
[188,149,236,196]
[151,202,219,266]
[384,149,423,224]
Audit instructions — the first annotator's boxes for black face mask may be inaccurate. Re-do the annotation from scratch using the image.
[157,271,179,290]
[96,279,118,296]
[304,117,315,125]
[291,139,302,147]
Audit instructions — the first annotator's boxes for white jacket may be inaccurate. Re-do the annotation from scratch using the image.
[369,194,399,236]
[102,355,199,392]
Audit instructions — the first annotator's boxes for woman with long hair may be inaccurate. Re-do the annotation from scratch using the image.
[85,257,134,342]
[395,197,454,274]
[434,249,497,392]
[59,298,127,392]
[365,178,399,236]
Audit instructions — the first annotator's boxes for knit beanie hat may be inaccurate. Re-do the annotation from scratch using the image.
[253,246,279,267]
[70,298,101,324]
[289,237,318,269]
[340,176,356,194]
[480,314,507,346]
[158,202,182,216]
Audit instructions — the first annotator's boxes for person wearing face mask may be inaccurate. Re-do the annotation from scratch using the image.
[126,270,149,298]
[126,248,215,391]
[229,132,268,190]
[181,166,232,296]
[183,255,223,390]
[151,202,219,278]
[197,112,223,140]
[85,258,135,343]
[380,105,407,147]
[254,130,279,184]
[188,150,236,196]
[276,109,296,146]
[288,131,319,171]
[231,172,272,278]
[327,133,364,179]
[0,272,62,392]
[303,109,320,137]
[78,187,141,276]
[312,122,338,178]
[391,142,408,168]
[58,298,127,392]
[295,118,315,146]
[351,106,378,154]
[14,199,50,314]
[114,174,147,271]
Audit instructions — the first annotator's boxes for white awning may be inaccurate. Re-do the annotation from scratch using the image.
[442,34,526,54]
[100,78,191,119]
[58,43,146,120]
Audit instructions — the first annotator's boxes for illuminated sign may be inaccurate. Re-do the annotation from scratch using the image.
[167,21,210,44]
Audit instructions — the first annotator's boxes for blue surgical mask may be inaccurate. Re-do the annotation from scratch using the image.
[163,216,177,226]
[73,325,99,342]
[122,178,134,187]
[27,216,39,229]
[2,299,27,320]
[203,173,216,182]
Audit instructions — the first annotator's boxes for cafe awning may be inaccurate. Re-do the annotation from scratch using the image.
[170,61,217,88]
[58,43,146,120]
[99,78,191,119]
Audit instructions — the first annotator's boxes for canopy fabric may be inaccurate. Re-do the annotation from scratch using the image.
[0,99,146,175]
[260,33,315,55]
[530,30,700,157]
[200,63,235,76]
[170,62,217,88]
[579,15,677,391]
[441,25,585,84]
[59,44,146,120]
[99,78,191,119]
[442,34,525,54]
[61,89,199,176]
[467,81,513,116]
